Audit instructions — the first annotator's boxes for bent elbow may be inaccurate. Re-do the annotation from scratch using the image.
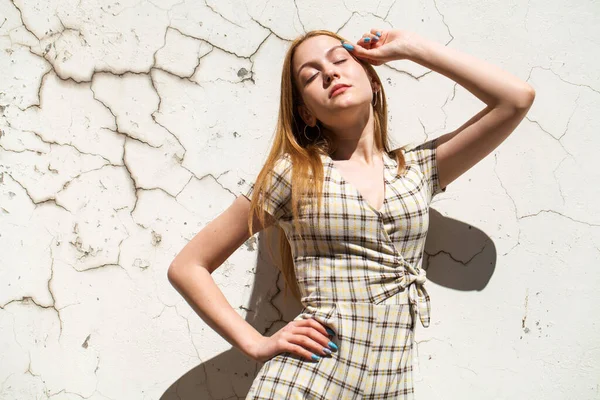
[167,262,184,287]
[516,85,536,110]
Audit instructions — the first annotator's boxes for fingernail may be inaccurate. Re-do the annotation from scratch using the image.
[328,341,338,351]
[373,36,379,41]
[323,348,332,355]
[311,354,321,361]
[342,42,354,51]
[375,31,382,37]
[364,37,370,42]
[325,327,335,336]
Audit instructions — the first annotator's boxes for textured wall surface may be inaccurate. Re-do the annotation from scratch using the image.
[1,0,599,399]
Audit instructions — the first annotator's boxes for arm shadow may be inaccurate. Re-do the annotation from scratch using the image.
[423,207,497,291]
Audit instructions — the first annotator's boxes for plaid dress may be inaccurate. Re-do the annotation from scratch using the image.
[238,137,446,399]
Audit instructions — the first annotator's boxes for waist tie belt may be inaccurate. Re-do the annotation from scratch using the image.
[404,264,431,328]
[372,262,431,328]
[300,264,431,329]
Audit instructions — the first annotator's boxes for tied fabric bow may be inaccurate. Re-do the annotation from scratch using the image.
[404,264,431,328]
[373,261,431,328]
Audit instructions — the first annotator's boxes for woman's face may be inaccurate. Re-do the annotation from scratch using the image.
[292,35,375,127]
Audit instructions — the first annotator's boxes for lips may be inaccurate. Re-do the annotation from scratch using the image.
[329,84,351,99]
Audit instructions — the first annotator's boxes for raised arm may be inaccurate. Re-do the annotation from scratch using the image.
[404,32,535,189]
[346,29,536,189]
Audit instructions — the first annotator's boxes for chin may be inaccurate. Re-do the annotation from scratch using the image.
[330,97,369,110]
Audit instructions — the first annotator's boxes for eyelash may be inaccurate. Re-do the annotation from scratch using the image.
[306,59,347,83]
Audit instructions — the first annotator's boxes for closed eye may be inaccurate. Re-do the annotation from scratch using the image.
[305,60,347,84]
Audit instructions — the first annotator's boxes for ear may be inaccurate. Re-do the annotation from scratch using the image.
[370,78,381,94]
[297,105,316,126]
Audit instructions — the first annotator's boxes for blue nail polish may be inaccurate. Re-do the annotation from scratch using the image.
[364,37,370,42]
[325,327,335,336]
[311,354,321,361]
[375,31,382,37]
[342,43,354,51]
[328,341,338,351]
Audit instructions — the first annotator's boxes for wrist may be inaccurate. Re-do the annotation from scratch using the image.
[403,32,430,62]
[241,331,264,360]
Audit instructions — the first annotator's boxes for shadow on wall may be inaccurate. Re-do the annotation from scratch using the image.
[160,206,496,399]
[424,208,496,291]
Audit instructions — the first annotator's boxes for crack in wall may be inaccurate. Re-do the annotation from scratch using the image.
[335,11,359,35]
[432,0,454,46]
[0,292,64,340]
[89,83,162,149]
[383,63,433,80]
[203,0,244,29]
[425,240,488,266]
[339,3,397,29]
[519,210,600,227]
[552,156,568,206]
[0,171,69,212]
[158,303,202,361]
[524,116,574,158]
[7,0,40,41]
[435,82,459,135]
[382,1,396,22]
[2,1,277,242]
[527,66,599,95]
[0,128,114,164]
[250,17,290,42]
[292,0,306,33]
[493,154,521,256]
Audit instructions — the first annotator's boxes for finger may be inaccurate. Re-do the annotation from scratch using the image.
[370,29,384,38]
[294,327,335,353]
[343,42,382,64]
[295,317,330,340]
[278,333,321,361]
[301,317,333,338]
[358,33,378,49]
[285,342,320,361]
[289,333,332,358]
[295,319,337,354]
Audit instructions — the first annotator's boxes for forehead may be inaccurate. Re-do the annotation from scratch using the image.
[292,35,344,72]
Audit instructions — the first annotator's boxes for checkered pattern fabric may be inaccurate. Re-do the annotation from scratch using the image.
[238,137,446,399]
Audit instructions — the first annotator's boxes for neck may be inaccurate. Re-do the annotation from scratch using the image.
[322,106,380,165]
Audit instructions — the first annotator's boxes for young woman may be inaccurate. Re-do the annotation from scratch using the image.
[168,28,535,399]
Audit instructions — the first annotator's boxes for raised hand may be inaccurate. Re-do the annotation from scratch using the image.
[341,28,422,65]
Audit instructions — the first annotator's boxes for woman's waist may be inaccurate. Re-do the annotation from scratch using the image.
[300,286,411,309]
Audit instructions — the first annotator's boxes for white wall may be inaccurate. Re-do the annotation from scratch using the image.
[1,0,598,399]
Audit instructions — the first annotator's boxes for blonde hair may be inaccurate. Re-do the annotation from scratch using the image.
[246,30,407,303]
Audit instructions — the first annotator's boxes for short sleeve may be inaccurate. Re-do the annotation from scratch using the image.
[403,136,446,202]
[237,154,293,222]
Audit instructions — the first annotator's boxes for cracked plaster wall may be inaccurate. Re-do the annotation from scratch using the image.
[0,0,599,399]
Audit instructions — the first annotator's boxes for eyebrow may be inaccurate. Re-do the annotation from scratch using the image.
[297,45,345,78]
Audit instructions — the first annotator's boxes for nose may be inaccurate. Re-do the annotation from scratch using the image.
[323,68,340,85]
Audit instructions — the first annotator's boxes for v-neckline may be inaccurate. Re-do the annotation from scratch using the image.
[325,151,390,215]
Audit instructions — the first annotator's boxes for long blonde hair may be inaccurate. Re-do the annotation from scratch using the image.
[246,30,407,303]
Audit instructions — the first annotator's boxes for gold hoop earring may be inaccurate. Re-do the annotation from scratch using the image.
[303,124,321,141]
